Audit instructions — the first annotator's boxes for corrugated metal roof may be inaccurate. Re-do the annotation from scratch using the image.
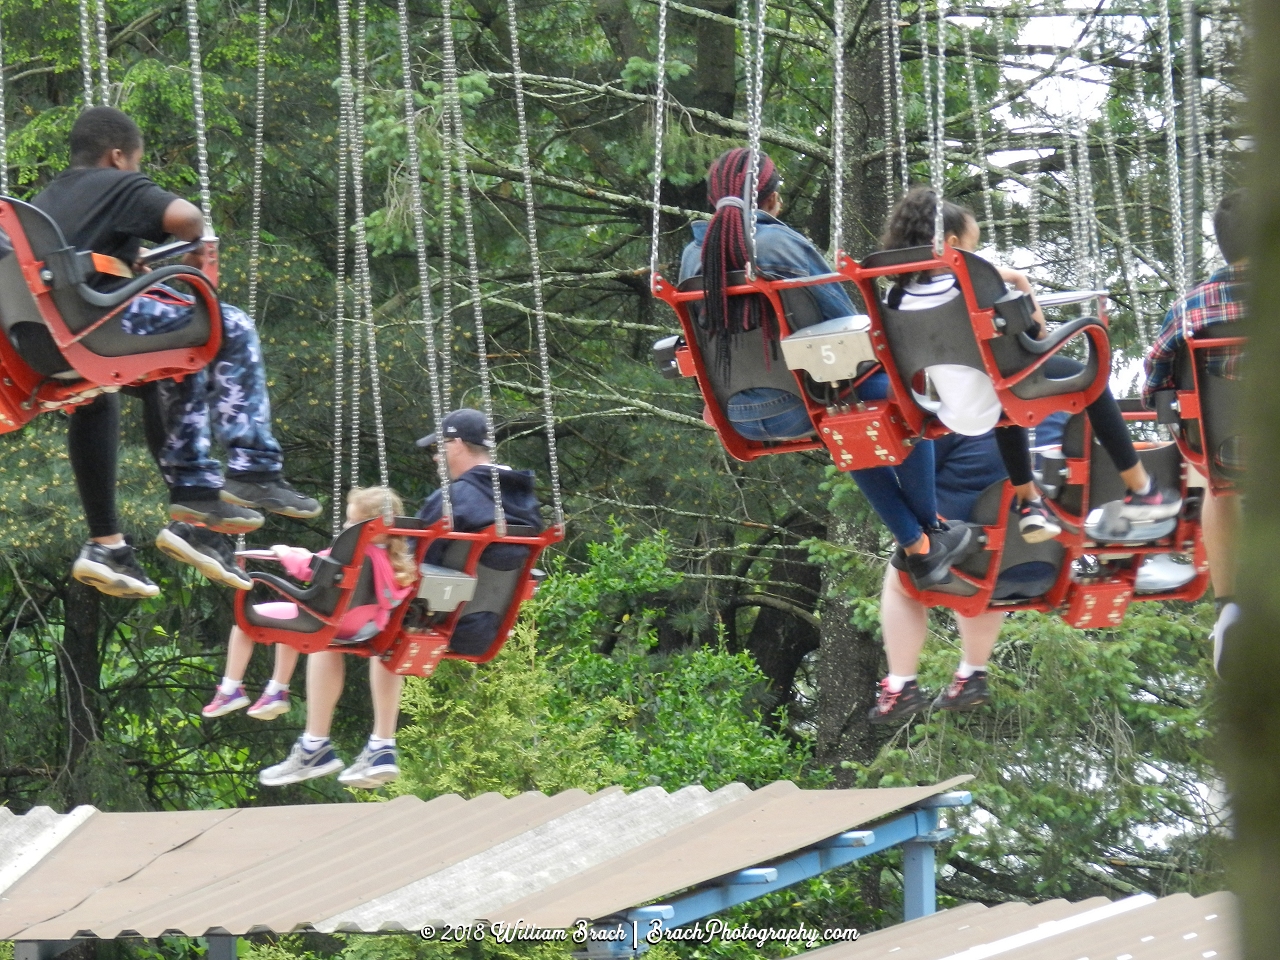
[800,890,1236,959]
[0,776,968,940]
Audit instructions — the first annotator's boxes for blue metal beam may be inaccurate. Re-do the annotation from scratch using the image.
[623,800,964,931]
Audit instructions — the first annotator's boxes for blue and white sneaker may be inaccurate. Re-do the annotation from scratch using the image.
[259,738,344,787]
[338,743,399,789]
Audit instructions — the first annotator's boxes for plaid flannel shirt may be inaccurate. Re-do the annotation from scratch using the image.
[1142,264,1246,406]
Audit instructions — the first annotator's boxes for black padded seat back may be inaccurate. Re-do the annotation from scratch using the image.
[1200,359,1244,477]
[1086,436,1181,508]
[678,272,814,407]
[0,243,75,376]
[434,524,538,618]
[4,198,211,361]
[288,519,372,617]
[1049,413,1088,516]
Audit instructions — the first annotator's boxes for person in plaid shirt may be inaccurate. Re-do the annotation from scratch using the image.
[1143,189,1247,674]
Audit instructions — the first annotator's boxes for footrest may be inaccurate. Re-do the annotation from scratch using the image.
[383,630,451,677]
[816,402,914,470]
[1084,502,1177,544]
[1063,579,1133,629]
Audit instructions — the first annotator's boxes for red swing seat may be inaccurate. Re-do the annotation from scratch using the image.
[651,268,894,466]
[0,197,222,432]
[901,402,1209,626]
[1151,330,1245,495]
[234,515,560,677]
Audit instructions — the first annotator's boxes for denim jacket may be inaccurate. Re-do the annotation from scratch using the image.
[678,212,857,322]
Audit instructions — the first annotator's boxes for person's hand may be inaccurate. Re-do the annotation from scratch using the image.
[130,258,153,275]
[271,544,311,562]
[181,249,206,272]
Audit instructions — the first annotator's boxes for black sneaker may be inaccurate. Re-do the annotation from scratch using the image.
[933,671,990,711]
[903,520,973,588]
[222,478,322,519]
[1016,499,1062,544]
[71,539,160,599]
[867,679,929,724]
[170,498,264,534]
[1119,477,1182,522]
[155,522,252,590]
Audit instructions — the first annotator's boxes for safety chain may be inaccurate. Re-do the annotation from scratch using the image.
[741,0,766,276]
[829,0,846,255]
[78,0,95,105]
[1180,0,1204,283]
[927,0,947,253]
[396,0,451,518]
[879,0,893,215]
[961,15,994,239]
[1063,131,1085,285]
[336,0,362,502]
[441,0,507,532]
[890,0,907,195]
[647,0,668,284]
[1100,112,1145,342]
[246,0,269,322]
[438,72,456,411]
[1136,130,1155,265]
[1074,123,1100,288]
[94,0,109,103]
[1207,0,1227,211]
[1157,0,1187,295]
[184,0,213,220]
[993,17,1012,249]
[504,0,565,527]
[0,9,8,195]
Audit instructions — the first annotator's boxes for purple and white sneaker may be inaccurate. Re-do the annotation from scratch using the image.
[202,685,250,718]
[247,689,291,720]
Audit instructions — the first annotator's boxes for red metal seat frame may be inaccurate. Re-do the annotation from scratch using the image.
[901,408,1209,627]
[235,517,562,678]
[0,199,222,433]
[1166,333,1245,495]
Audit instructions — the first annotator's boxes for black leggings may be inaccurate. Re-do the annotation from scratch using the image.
[994,355,1138,489]
[68,392,120,539]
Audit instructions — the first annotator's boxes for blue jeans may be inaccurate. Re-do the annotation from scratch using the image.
[850,371,938,547]
[121,292,283,489]
[726,387,814,441]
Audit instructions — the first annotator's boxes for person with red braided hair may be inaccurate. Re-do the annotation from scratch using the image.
[679,147,972,587]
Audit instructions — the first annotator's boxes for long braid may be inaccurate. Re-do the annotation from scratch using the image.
[701,147,780,372]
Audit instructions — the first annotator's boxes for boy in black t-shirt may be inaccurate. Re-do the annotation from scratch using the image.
[30,107,320,598]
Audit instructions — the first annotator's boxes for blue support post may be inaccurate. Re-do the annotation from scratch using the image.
[901,840,936,921]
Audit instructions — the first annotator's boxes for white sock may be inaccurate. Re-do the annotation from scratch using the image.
[264,679,289,696]
[368,736,396,751]
[1135,475,1154,496]
[885,673,916,693]
[300,733,329,752]
[219,676,242,696]
[956,660,984,679]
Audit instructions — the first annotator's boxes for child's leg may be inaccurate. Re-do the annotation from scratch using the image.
[881,564,928,677]
[369,658,405,741]
[223,626,256,683]
[956,609,1004,669]
[206,304,284,481]
[271,644,300,686]
[304,651,345,739]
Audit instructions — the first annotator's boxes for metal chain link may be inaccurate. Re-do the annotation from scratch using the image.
[1074,122,1099,287]
[879,0,894,214]
[331,6,350,534]
[438,77,456,411]
[741,0,766,275]
[1101,111,1146,343]
[928,1,947,253]
[1207,0,1227,209]
[78,0,95,105]
[829,0,846,256]
[1063,130,1085,285]
[184,0,213,221]
[504,0,564,528]
[1158,0,1187,295]
[95,0,109,103]
[647,0,669,284]
[0,9,8,196]
[890,0,907,195]
[442,0,506,532]
[352,0,390,494]
[336,0,362,490]
[1027,159,1040,255]
[1136,130,1155,265]
[396,0,451,519]
[246,0,269,321]
[994,17,1012,249]
[961,17,994,238]
[1180,0,1201,284]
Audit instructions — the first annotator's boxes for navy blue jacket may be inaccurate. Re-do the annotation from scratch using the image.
[417,464,543,570]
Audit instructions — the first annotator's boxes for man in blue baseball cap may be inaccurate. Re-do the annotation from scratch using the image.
[416,408,543,654]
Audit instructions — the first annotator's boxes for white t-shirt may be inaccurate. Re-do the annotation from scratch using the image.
[894,276,1003,436]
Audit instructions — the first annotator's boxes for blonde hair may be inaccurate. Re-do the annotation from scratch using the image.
[346,486,416,587]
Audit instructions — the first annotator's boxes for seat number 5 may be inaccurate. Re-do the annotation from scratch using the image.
[821,344,836,365]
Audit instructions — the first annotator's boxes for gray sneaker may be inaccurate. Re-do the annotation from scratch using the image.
[338,743,399,789]
[170,498,264,534]
[222,478,322,519]
[155,522,252,590]
[259,738,344,787]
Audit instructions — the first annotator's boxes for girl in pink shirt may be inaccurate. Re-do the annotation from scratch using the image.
[201,486,416,720]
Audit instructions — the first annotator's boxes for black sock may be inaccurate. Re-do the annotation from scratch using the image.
[1215,595,1234,615]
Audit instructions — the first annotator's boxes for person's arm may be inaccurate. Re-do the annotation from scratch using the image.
[1142,305,1182,406]
[996,266,1046,335]
[762,225,859,322]
[161,198,208,272]
[272,544,317,580]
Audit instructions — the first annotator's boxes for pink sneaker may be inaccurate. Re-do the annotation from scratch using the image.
[247,689,290,720]
[202,685,250,718]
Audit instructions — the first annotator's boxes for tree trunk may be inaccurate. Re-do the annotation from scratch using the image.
[58,580,103,804]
